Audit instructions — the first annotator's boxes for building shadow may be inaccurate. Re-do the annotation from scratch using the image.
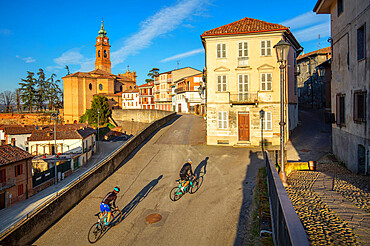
[234,150,264,246]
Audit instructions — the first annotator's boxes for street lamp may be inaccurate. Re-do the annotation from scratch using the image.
[51,111,59,184]
[260,109,265,152]
[274,39,290,187]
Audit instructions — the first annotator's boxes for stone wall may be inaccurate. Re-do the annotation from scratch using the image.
[112,109,173,124]
[0,112,177,245]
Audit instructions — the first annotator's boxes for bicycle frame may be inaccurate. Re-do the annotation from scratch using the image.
[177,178,194,194]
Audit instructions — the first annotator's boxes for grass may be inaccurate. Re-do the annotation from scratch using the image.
[248,167,273,246]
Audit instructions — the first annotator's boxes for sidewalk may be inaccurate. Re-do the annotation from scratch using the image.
[0,140,125,235]
[283,109,369,245]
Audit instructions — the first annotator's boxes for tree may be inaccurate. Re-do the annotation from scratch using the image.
[15,89,21,112]
[19,71,37,112]
[0,90,15,113]
[146,68,159,83]
[46,73,63,110]
[35,68,49,111]
[79,95,111,125]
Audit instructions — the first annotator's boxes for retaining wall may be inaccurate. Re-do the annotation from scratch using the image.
[112,109,173,124]
[0,113,177,245]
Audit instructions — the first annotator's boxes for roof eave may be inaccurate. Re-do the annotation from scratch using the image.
[200,28,290,38]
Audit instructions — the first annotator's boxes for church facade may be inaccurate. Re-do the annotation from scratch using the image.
[63,21,137,123]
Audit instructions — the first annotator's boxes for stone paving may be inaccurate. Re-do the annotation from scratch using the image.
[286,154,370,246]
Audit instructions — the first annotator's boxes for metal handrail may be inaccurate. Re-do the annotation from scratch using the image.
[265,151,309,246]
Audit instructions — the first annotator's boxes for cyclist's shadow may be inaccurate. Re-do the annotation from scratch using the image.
[121,175,163,220]
[102,175,163,236]
[193,157,208,190]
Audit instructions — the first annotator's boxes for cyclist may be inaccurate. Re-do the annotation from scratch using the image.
[179,158,194,193]
[100,186,120,226]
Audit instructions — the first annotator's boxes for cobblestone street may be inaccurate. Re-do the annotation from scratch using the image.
[286,154,370,246]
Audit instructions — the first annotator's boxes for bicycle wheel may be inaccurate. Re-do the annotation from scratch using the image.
[190,176,203,194]
[88,222,103,244]
[169,187,182,201]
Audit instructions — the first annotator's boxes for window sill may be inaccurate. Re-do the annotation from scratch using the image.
[354,120,366,124]
[357,57,366,62]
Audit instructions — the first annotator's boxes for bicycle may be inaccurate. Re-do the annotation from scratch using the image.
[87,207,122,244]
[169,175,201,201]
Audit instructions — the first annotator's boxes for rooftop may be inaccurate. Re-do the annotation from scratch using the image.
[201,17,289,37]
[0,145,33,166]
[297,47,331,60]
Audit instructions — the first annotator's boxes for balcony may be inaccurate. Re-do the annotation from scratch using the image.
[175,87,185,93]
[154,90,160,94]
[154,80,159,85]
[0,178,16,191]
[238,57,249,67]
[166,78,173,83]
[230,92,258,104]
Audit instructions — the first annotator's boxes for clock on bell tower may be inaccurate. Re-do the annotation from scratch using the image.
[95,20,111,73]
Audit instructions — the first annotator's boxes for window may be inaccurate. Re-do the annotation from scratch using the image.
[263,112,272,130]
[14,164,23,177]
[104,50,107,58]
[98,50,100,57]
[337,0,343,16]
[99,84,103,90]
[238,42,248,57]
[238,74,249,93]
[0,169,5,184]
[217,43,227,58]
[261,73,272,91]
[89,83,92,90]
[336,94,345,126]
[354,91,366,122]
[261,40,271,56]
[217,75,227,92]
[357,24,366,60]
[217,111,228,129]
[18,184,24,196]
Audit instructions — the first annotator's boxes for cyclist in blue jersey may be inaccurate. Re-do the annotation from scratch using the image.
[100,186,120,225]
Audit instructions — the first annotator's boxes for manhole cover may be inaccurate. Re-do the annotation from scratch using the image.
[145,213,162,224]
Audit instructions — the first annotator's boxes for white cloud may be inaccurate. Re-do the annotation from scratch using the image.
[281,11,329,30]
[111,0,209,67]
[294,23,330,42]
[16,55,36,63]
[161,48,204,62]
[52,48,94,72]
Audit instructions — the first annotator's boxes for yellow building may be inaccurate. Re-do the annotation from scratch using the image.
[63,21,137,123]
[201,17,302,146]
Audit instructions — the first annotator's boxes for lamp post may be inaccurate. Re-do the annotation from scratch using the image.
[51,111,59,184]
[260,109,265,153]
[274,40,290,187]
[318,66,326,108]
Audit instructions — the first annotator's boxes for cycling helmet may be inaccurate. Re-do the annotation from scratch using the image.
[187,158,192,164]
[113,186,120,193]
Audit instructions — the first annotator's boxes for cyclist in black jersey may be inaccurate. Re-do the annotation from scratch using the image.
[100,186,120,225]
[179,159,194,192]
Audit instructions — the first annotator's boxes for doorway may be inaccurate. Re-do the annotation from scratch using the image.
[238,113,250,141]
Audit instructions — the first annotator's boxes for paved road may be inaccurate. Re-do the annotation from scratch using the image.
[34,114,264,246]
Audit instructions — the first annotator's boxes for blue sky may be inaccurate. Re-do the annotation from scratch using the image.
[0,0,330,91]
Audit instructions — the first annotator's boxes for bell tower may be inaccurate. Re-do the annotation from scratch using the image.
[95,21,111,73]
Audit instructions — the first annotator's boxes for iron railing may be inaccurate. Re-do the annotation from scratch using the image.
[230,92,258,104]
[265,151,309,246]
[238,57,249,67]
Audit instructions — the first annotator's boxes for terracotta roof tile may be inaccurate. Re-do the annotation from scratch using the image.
[28,126,96,141]
[138,82,154,88]
[297,46,331,60]
[0,145,33,166]
[201,17,288,37]
[123,89,139,93]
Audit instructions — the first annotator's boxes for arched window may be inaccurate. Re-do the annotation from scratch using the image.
[104,50,107,58]
[130,86,132,89]
[99,84,103,90]
[98,50,100,57]
[89,83,92,90]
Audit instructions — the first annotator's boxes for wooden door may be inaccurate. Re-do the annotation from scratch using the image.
[178,104,182,113]
[238,113,250,141]
[0,192,5,210]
